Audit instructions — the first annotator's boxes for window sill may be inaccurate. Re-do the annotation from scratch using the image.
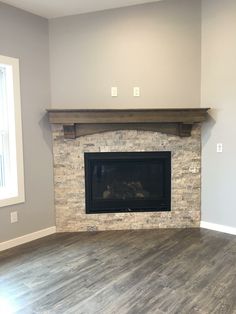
[0,193,25,208]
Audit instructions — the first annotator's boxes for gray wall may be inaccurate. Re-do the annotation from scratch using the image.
[1,0,234,242]
[0,2,55,242]
[201,0,236,228]
[49,0,201,109]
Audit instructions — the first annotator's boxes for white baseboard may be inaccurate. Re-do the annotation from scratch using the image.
[1,223,234,252]
[201,221,236,235]
[0,226,56,252]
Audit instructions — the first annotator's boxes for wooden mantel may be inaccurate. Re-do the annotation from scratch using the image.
[47,108,210,139]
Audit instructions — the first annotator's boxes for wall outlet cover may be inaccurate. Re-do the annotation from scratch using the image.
[217,143,223,153]
[111,87,118,97]
[11,211,18,223]
[133,87,140,97]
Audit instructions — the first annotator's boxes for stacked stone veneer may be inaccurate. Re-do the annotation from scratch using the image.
[52,125,201,232]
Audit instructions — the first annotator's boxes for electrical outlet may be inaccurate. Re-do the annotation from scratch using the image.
[10,211,18,224]
[133,87,140,97]
[217,143,223,153]
[111,87,118,97]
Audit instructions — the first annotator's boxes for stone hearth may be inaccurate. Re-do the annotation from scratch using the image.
[52,125,201,232]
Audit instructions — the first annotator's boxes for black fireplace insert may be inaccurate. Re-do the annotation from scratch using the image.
[84,152,171,214]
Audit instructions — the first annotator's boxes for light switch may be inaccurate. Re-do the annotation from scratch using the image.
[133,87,140,97]
[111,87,118,97]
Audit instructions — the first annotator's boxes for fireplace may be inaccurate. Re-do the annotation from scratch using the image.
[84,152,171,214]
[49,109,206,231]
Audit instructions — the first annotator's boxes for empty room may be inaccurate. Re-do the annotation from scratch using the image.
[0,0,236,313]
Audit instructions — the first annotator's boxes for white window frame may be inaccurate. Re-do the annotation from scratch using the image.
[0,55,25,207]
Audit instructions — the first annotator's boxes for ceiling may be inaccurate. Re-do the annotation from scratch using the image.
[1,0,163,19]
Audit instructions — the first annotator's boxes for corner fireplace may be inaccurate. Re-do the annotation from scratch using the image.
[84,152,171,214]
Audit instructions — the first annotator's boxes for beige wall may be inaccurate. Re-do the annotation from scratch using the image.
[201,0,236,228]
[0,3,55,242]
[49,0,201,109]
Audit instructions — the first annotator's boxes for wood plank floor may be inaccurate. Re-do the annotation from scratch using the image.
[0,229,236,314]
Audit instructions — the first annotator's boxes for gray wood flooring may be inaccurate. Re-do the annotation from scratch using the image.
[0,229,236,314]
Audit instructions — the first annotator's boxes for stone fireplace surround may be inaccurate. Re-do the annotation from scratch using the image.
[51,116,205,231]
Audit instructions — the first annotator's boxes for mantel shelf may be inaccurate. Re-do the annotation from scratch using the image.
[47,108,210,139]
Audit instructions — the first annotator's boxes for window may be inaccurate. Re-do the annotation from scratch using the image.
[0,55,24,207]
